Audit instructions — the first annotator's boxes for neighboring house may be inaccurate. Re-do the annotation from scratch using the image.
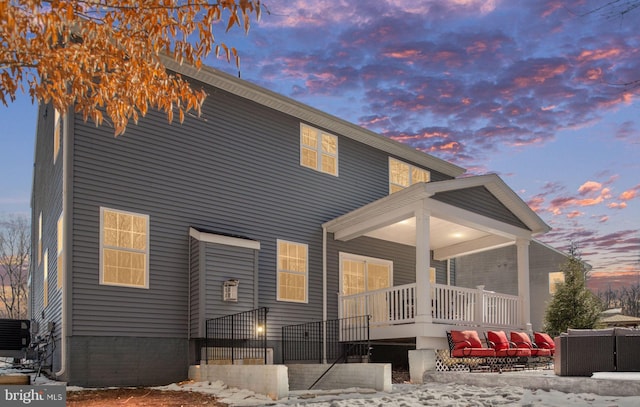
[455,239,576,331]
[600,308,640,328]
[29,58,550,387]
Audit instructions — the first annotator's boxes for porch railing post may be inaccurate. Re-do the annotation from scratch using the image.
[475,285,485,326]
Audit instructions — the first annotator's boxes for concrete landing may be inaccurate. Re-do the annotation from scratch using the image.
[423,370,640,397]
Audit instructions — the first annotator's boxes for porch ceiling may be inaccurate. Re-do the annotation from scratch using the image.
[323,175,549,260]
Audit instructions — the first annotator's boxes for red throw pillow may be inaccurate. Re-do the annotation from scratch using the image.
[487,330,509,351]
[510,331,532,347]
[451,330,482,349]
[534,332,555,350]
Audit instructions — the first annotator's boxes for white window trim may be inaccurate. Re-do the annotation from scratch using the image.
[339,252,393,295]
[300,123,339,176]
[99,207,150,289]
[276,239,309,303]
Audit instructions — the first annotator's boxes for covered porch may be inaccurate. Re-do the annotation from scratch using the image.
[323,174,550,346]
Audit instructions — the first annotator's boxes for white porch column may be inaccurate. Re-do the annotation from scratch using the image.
[415,201,432,324]
[516,238,531,326]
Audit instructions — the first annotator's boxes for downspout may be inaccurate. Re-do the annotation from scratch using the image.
[322,226,327,364]
[56,111,71,378]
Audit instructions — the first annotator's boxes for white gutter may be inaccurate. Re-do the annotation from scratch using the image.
[322,226,327,364]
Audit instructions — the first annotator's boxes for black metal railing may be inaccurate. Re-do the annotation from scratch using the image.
[281,315,370,364]
[203,307,269,364]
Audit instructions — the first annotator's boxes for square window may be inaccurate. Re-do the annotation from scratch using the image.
[300,124,338,176]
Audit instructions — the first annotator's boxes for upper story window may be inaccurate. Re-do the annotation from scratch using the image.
[53,109,62,163]
[300,124,338,176]
[43,249,49,308]
[100,207,149,289]
[389,157,431,194]
[277,240,308,303]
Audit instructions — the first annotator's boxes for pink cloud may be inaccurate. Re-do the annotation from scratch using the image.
[567,210,583,219]
[578,181,602,195]
[619,184,640,201]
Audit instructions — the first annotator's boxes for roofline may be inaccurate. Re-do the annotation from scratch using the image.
[160,56,466,178]
[423,174,551,235]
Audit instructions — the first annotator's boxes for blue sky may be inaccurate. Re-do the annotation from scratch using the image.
[1,0,638,285]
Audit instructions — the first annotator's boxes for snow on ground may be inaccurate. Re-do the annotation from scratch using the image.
[3,359,640,407]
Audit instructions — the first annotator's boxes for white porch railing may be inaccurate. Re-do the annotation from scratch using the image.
[340,283,520,328]
[340,284,416,327]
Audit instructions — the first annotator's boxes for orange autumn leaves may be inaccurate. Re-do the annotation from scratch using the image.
[0,0,262,135]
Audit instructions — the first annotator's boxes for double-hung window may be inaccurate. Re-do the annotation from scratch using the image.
[300,124,338,176]
[53,109,62,163]
[100,207,149,288]
[389,157,430,193]
[277,240,308,303]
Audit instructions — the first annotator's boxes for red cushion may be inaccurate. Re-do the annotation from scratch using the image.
[496,347,531,357]
[530,347,552,357]
[510,331,533,348]
[534,332,555,350]
[451,330,482,350]
[487,330,510,351]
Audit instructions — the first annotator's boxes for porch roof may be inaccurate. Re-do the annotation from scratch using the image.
[323,174,550,260]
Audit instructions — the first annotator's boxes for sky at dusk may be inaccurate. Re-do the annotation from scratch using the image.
[0,0,638,288]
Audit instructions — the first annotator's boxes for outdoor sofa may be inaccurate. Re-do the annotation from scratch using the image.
[554,327,640,376]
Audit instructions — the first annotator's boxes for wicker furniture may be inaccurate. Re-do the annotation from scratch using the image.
[554,328,616,376]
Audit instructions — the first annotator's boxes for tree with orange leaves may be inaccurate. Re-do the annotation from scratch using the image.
[0,0,263,135]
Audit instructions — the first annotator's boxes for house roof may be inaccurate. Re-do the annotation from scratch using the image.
[600,313,640,326]
[323,173,550,236]
[160,56,466,178]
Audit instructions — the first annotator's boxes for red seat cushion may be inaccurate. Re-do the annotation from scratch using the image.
[452,348,496,357]
[495,348,531,357]
[487,330,510,351]
[510,331,533,348]
[534,332,555,350]
[451,330,483,350]
[530,347,552,357]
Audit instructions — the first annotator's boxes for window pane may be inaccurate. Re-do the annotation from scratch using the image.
[322,154,336,175]
[343,260,365,295]
[301,147,317,168]
[367,263,390,291]
[389,159,409,187]
[321,134,336,154]
[301,126,317,147]
[412,167,430,184]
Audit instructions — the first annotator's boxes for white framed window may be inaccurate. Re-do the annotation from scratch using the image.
[300,123,338,176]
[339,253,392,295]
[53,109,62,163]
[43,249,49,308]
[389,157,430,194]
[100,207,149,289]
[549,271,564,294]
[57,214,63,290]
[277,240,308,303]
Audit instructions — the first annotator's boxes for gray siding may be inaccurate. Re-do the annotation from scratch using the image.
[433,186,529,230]
[202,243,258,329]
[68,80,453,339]
[189,237,200,338]
[29,103,64,373]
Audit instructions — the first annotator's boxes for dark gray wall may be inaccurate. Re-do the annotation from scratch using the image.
[67,81,453,340]
[30,103,64,373]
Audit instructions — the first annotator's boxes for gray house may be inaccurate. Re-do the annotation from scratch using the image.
[29,58,550,386]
